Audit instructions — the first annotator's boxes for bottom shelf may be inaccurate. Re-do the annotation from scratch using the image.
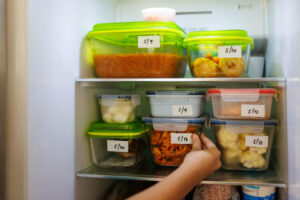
[76,164,286,188]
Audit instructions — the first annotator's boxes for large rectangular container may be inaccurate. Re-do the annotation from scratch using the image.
[211,119,277,171]
[142,117,205,166]
[146,91,205,118]
[207,88,277,120]
[87,21,187,78]
[184,30,253,78]
[87,121,149,168]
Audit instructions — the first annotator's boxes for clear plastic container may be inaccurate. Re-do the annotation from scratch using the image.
[207,89,277,120]
[87,121,149,168]
[146,91,205,118]
[211,118,277,171]
[184,30,254,77]
[98,94,140,124]
[142,117,205,166]
[142,8,176,22]
[87,21,187,78]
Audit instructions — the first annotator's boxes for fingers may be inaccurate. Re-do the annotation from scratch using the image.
[200,133,217,149]
[191,134,201,151]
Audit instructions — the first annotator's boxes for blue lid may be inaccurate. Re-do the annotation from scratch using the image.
[97,94,139,99]
[146,90,205,96]
[211,118,278,126]
[142,117,205,124]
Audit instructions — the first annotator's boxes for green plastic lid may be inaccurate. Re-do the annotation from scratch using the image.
[88,21,186,38]
[87,21,187,46]
[184,30,254,49]
[87,121,148,139]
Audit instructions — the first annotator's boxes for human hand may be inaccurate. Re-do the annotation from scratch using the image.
[182,133,221,183]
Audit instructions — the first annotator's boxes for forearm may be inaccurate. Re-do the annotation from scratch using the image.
[128,163,206,200]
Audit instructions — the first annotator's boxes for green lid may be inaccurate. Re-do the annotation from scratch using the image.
[185,30,254,49]
[87,21,187,46]
[87,121,148,139]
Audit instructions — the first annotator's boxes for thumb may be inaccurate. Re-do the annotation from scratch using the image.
[191,134,201,151]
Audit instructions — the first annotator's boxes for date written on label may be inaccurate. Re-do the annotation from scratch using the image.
[138,36,160,48]
[218,45,242,58]
[172,105,193,116]
[241,104,265,118]
[245,136,269,148]
[107,140,129,152]
[171,133,192,144]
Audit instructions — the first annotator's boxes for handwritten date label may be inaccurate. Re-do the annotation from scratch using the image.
[245,136,269,148]
[241,104,265,118]
[107,140,129,152]
[171,133,192,144]
[218,45,242,58]
[138,36,160,48]
[172,105,193,116]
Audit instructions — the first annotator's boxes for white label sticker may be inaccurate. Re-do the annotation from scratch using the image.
[107,140,129,152]
[171,133,192,144]
[245,136,269,148]
[241,104,265,117]
[138,36,160,48]
[172,105,193,116]
[218,45,242,58]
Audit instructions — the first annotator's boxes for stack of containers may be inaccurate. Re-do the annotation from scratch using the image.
[86,94,150,168]
[143,91,205,166]
[207,88,278,171]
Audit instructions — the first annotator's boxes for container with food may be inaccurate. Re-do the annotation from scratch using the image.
[184,30,254,77]
[207,88,277,120]
[142,7,176,22]
[146,91,205,118]
[211,118,277,171]
[87,21,187,78]
[98,94,140,123]
[242,186,276,200]
[87,121,149,168]
[142,117,205,166]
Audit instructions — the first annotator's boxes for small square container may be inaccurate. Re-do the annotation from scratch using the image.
[87,21,187,78]
[207,89,277,120]
[87,121,149,168]
[146,91,205,118]
[142,117,205,166]
[211,118,277,171]
[184,30,254,77]
[98,94,140,123]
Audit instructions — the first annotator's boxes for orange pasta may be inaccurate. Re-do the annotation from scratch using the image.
[150,125,199,166]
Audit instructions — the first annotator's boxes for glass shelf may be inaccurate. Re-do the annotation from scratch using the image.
[76,164,286,188]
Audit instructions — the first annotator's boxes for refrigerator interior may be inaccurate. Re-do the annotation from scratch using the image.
[5,0,299,199]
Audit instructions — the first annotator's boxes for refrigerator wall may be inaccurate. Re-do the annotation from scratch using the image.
[4,0,298,200]
[0,0,5,199]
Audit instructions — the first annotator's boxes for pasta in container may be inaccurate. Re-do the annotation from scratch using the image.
[142,117,205,166]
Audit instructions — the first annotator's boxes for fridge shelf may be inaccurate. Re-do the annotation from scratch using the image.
[76,164,286,188]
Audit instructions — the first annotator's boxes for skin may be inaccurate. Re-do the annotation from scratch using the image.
[128,133,221,200]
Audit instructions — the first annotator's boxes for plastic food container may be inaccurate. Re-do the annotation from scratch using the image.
[142,117,205,166]
[184,30,254,77]
[142,8,176,22]
[211,118,277,171]
[146,91,205,118]
[87,21,187,78]
[98,94,140,124]
[207,88,277,120]
[242,186,276,200]
[87,121,149,168]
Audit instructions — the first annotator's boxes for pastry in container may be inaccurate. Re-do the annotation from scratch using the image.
[87,21,187,78]
[98,94,140,124]
[211,118,277,171]
[87,121,149,168]
[142,117,205,166]
[184,30,254,77]
[207,88,277,120]
[146,90,205,118]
